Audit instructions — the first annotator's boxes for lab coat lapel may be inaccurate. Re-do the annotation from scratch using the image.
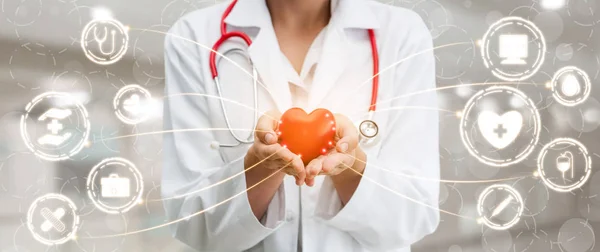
[224,0,292,112]
[308,24,348,111]
[308,0,380,111]
[248,29,293,112]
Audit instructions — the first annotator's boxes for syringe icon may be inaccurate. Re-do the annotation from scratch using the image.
[490,195,515,218]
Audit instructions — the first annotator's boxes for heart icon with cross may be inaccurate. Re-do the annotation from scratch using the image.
[477,111,523,149]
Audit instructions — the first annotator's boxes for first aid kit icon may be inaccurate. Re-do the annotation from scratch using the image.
[101,174,130,198]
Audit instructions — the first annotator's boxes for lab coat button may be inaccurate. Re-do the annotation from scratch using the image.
[286,211,295,221]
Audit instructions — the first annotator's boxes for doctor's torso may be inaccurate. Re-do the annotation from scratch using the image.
[163,0,436,251]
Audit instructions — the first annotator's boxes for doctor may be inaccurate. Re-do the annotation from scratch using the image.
[162,0,439,251]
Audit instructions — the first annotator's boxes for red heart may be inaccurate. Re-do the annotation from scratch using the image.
[278,108,336,165]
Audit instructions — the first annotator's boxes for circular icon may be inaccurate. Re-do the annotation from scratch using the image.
[478,184,524,230]
[27,193,80,245]
[87,157,144,214]
[551,66,591,107]
[537,138,592,192]
[20,92,91,161]
[81,18,129,65]
[460,86,541,167]
[113,85,152,125]
[481,16,546,81]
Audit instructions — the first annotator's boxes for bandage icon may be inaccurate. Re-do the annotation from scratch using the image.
[40,207,66,232]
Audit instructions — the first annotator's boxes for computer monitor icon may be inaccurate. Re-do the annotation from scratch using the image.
[499,34,528,65]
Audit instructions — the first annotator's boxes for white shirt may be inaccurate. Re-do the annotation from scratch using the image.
[285,26,327,110]
[162,0,440,251]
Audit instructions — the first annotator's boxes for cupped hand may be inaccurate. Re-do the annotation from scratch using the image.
[304,114,360,186]
[244,110,306,185]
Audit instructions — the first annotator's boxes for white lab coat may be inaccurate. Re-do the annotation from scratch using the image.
[162,0,439,251]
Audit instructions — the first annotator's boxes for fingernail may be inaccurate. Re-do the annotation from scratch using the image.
[339,142,348,152]
[265,133,275,144]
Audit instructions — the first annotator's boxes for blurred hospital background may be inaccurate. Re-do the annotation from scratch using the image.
[1,0,600,251]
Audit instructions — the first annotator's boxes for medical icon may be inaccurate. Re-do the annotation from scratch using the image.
[498,34,528,65]
[40,207,66,232]
[477,111,523,149]
[101,174,131,198]
[21,92,91,161]
[551,66,591,107]
[556,151,574,179]
[87,157,143,214]
[477,184,524,230]
[94,26,117,55]
[489,195,514,218]
[113,85,152,125]
[538,138,592,192]
[460,86,540,167]
[36,108,73,146]
[81,18,129,65]
[122,94,142,114]
[560,75,580,97]
[481,17,546,81]
[27,194,80,245]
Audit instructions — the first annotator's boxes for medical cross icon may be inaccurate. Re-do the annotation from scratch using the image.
[47,119,63,134]
[494,124,507,138]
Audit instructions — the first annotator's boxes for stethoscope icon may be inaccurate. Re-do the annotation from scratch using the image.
[93,26,117,56]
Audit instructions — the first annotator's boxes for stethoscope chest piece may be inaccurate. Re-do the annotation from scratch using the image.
[359,120,379,139]
[358,119,381,147]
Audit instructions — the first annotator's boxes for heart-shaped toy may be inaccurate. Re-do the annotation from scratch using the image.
[278,108,336,165]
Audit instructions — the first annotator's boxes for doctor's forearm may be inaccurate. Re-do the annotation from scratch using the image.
[244,155,286,219]
[331,148,367,205]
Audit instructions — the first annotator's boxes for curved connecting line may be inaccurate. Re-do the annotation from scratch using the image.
[350,155,532,184]
[132,28,279,102]
[331,42,472,109]
[150,148,284,202]
[82,165,288,239]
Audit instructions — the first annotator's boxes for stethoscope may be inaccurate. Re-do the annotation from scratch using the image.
[93,26,117,56]
[209,0,380,150]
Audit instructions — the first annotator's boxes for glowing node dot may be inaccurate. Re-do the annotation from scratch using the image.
[92,7,113,20]
[325,114,330,117]
[277,131,282,135]
[322,148,326,153]
[332,127,336,131]
[476,40,482,47]
[455,111,463,118]
[533,171,539,177]
[282,144,287,148]
[545,82,552,89]
[328,141,333,145]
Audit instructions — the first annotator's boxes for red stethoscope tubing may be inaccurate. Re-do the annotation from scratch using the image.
[209,0,379,112]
